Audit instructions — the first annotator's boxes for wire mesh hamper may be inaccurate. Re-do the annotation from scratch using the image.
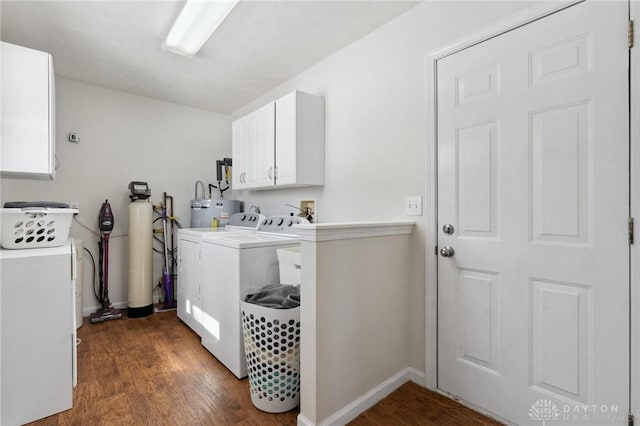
[240,289,301,413]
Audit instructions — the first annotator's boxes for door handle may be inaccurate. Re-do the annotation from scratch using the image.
[439,246,455,257]
[268,167,273,180]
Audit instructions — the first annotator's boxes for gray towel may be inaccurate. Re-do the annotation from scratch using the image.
[244,284,300,309]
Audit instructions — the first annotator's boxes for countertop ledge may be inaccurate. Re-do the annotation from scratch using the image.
[294,221,415,242]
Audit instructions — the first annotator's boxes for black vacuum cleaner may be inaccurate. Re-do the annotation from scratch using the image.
[90,200,123,323]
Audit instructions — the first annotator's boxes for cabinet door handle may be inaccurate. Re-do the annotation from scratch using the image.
[268,167,273,180]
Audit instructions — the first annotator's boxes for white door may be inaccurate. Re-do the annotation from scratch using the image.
[437,2,630,425]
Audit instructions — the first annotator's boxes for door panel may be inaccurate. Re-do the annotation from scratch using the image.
[530,279,590,403]
[437,2,629,424]
[531,102,591,244]
[457,121,499,238]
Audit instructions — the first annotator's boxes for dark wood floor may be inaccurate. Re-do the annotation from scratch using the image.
[350,382,502,425]
[29,311,501,425]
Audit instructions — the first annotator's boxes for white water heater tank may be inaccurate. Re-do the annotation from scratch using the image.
[190,198,242,228]
[128,199,153,318]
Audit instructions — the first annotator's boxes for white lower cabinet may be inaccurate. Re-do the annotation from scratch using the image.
[1,243,74,425]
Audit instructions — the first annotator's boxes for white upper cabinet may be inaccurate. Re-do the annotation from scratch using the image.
[1,42,56,179]
[232,91,324,190]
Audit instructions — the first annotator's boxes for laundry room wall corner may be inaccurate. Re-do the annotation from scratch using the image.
[0,78,232,315]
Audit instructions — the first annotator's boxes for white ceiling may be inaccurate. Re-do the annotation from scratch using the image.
[0,1,419,114]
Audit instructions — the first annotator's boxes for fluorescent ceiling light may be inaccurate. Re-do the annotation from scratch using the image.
[163,0,239,57]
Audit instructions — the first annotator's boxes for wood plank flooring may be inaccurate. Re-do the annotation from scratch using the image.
[28,311,501,426]
[349,382,503,425]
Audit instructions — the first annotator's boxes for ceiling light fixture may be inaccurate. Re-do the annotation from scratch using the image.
[162,0,239,57]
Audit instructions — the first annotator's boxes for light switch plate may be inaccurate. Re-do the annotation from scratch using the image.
[404,195,422,216]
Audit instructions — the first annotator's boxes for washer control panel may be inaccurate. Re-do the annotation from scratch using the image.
[226,213,265,229]
[257,215,310,235]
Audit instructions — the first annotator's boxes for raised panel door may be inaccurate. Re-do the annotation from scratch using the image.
[437,3,629,424]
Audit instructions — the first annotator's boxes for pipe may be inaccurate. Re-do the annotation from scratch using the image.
[194,180,205,200]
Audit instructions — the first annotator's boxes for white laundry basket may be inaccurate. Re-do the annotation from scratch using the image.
[0,207,78,249]
[240,289,301,413]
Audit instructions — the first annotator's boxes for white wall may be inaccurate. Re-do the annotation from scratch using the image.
[1,77,231,314]
[0,0,535,369]
[230,1,533,373]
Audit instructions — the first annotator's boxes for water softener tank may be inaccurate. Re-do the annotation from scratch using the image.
[128,182,154,318]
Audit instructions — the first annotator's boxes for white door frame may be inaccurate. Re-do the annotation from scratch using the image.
[630,0,640,417]
[424,0,639,414]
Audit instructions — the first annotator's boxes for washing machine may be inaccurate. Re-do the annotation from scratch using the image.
[199,215,308,379]
[177,212,264,336]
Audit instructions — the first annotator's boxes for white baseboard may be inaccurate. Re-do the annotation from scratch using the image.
[297,413,315,426]
[81,295,163,316]
[308,367,424,426]
[408,367,426,386]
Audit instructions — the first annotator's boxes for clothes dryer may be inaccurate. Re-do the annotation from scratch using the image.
[199,216,308,378]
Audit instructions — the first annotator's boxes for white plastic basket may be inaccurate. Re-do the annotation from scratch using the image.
[1,208,78,249]
[240,289,301,413]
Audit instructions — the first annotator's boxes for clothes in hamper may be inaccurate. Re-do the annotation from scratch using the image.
[244,284,300,309]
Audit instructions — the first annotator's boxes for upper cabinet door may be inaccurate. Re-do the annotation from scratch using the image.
[255,101,275,188]
[1,42,56,179]
[275,91,324,188]
[231,118,247,189]
[274,92,297,187]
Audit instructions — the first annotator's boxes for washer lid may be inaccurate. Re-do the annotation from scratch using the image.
[203,233,299,249]
[4,201,70,208]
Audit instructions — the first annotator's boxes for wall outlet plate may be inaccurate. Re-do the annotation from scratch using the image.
[300,200,315,221]
[404,195,422,216]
